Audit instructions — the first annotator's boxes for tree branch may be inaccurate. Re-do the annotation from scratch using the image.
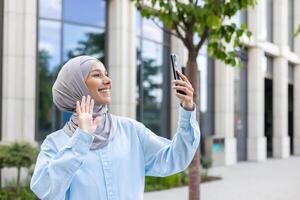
[196,27,209,53]
[150,19,181,39]
[174,24,188,46]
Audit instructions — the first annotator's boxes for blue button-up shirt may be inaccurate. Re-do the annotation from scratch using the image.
[31,106,200,200]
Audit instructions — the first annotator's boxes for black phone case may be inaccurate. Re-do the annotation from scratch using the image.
[170,53,186,95]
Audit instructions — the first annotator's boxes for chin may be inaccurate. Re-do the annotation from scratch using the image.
[95,98,111,105]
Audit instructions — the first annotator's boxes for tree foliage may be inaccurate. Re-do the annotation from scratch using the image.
[133,0,256,66]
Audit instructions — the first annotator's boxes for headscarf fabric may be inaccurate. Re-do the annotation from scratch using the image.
[52,55,116,149]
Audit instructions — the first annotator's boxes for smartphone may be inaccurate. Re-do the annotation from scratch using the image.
[170,53,186,95]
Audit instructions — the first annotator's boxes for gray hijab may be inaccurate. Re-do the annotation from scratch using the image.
[52,55,116,149]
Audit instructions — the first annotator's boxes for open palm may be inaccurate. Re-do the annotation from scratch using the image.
[76,95,101,133]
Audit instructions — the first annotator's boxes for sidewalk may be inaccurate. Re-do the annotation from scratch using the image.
[144,156,300,200]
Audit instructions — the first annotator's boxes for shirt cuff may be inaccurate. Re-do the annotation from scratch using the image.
[178,104,197,128]
[68,128,94,154]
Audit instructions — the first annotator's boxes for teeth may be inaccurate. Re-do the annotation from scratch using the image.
[99,89,110,93]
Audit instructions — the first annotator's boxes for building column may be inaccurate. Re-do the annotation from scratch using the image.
[213,60,236,166]
[247,48,267,161]
[272,0,290,158]
[107,0,136,118]
[293,0,300,155]
[1,0,37,142]
[273,58,290,158]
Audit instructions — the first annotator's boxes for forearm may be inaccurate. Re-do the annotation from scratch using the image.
[144,106,200,176]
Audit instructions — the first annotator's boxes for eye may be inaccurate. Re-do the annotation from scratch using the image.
[93,73,101,77]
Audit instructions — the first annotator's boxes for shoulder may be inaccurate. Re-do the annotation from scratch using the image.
[40,129,70,153]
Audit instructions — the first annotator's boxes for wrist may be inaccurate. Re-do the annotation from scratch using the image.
[182,101,194,111]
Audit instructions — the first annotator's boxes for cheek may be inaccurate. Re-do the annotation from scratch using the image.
[87,80,101,91]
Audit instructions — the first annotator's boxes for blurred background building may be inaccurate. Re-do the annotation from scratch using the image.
[0,0,300,167]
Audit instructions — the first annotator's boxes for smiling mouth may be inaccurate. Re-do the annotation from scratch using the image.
[98,88,110,93]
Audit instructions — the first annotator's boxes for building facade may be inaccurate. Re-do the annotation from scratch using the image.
[0,0,300,168]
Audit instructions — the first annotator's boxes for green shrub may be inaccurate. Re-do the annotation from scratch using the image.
[0,186,37,200]
[145,172,188,192]
[3,142,38,189]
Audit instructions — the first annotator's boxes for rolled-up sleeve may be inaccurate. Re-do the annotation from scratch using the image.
[30,129,94,200]
[138,105,200,177]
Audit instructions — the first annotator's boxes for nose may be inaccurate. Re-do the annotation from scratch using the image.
[103,76,112,85]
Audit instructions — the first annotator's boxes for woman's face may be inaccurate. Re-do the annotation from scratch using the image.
[85,62,112,105]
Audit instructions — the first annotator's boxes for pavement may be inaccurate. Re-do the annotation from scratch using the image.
[144,156,300,200]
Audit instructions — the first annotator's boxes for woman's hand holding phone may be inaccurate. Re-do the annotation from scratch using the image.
[172,70,194,110]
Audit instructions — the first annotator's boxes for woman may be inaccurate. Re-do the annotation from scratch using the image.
[30,55,200,200]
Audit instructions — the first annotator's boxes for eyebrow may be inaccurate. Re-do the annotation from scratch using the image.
[90,69,108,75]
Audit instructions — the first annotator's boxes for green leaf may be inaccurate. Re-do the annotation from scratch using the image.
[206,15,221,28]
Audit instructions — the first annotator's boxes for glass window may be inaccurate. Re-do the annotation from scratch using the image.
[288,63,294,84]
[64,0,106,27]
[37,20,62,141]
[39,20,61,71]
[136,11,142,37]
[234,58,248,161]
[288,0,294,50]
[142,19,163,43]
[265,55,273,79]
[232,10,247,27]
[37,0,107,142]
[266,0,273,42]
[63,24,105,62]
[136,12,170,138]
[138,40,164,135]
[39,0,62,19]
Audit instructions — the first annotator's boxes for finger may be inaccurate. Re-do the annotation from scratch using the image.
[81,96,86,113]
[172,80,194,92]
[86,95,91,113]
[76,101,81,115]
[176,70,192,86]
[90,99,94,114]
[173,85,193,96]
[175,92,189,101]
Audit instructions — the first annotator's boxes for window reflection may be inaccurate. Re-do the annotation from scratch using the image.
[64,0,106,27]
[136,11,142,37]
[266,0,273,42]
[39,20,61,71]
[39,0,62,19]
[37,0,106,142]
[136,11,169,137]
[142,19,163,43]
[63,24,105,62]
[38,20,61,141]
[288,0,294,50]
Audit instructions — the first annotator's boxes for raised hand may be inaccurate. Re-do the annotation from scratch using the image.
[172,70,194,110]
[76,95,101,133]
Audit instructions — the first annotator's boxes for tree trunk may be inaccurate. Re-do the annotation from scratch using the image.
[17,167,21,190]
[186,50,201,200]
[0,168,2,188]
